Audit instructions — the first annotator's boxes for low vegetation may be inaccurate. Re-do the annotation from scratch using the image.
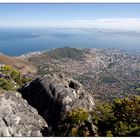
[56,108,96,137]
[0,65,31,90]
[59,95,140,136]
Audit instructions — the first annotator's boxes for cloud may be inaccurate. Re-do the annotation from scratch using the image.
[1,18,140,31]
[72,18,140,30]
[39,18,140,30]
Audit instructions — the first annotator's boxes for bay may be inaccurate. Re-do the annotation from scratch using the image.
[0,28,140,56]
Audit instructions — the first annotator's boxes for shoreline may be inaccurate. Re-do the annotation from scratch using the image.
[18,50,46,58]
[1,47,140,58]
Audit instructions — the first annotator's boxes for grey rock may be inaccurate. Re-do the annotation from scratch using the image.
[21,73,95,129]
[0,92,48,136]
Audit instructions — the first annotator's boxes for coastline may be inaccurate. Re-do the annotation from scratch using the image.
[17,50,46,58]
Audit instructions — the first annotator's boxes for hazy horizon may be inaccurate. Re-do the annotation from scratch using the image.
[1,4,140,30]
[0,27,140,56]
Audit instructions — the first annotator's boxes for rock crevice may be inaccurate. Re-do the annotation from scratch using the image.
[21,74,95,129]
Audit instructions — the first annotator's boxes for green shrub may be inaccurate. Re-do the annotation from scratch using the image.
[112,96,140,136]
[92,103,115,136]
[92,95,140,136]
[57,108,91,136]
[66,108,89,125]
[0,65,12,76]
[0,65,32,90]
[106,131,113,137]
[0,78,15,90]
[127,127,140,136]
[113,96,140,124]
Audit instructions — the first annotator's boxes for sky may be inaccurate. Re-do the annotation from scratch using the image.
[1,3,140,30]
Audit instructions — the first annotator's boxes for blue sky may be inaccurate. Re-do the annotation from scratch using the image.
[1,4,140,29]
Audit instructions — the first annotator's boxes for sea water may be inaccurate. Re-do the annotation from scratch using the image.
[0,27,140,56]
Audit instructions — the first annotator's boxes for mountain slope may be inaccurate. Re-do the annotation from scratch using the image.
[0,54,37,75]
[47,47,85,60]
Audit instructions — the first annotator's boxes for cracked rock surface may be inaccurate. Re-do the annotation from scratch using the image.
[21,74,95,128]
[0,92,48,136]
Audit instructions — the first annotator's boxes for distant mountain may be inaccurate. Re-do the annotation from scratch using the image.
[47,47,85,60]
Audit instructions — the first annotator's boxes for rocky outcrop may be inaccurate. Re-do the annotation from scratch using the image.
[21,74,95,131]
[0,91,48,136]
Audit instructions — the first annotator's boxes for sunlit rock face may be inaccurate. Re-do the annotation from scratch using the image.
[0,92,48,136]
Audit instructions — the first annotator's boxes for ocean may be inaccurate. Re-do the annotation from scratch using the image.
[0,28,140,56]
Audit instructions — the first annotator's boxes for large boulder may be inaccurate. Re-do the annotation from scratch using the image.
[0,91,48,136]
[21,74,95,129]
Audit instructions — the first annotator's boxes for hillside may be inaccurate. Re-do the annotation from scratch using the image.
[47,47,85,60]
[0,54,37,75]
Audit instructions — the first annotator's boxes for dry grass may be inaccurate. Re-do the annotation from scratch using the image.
[0,54,37,75]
